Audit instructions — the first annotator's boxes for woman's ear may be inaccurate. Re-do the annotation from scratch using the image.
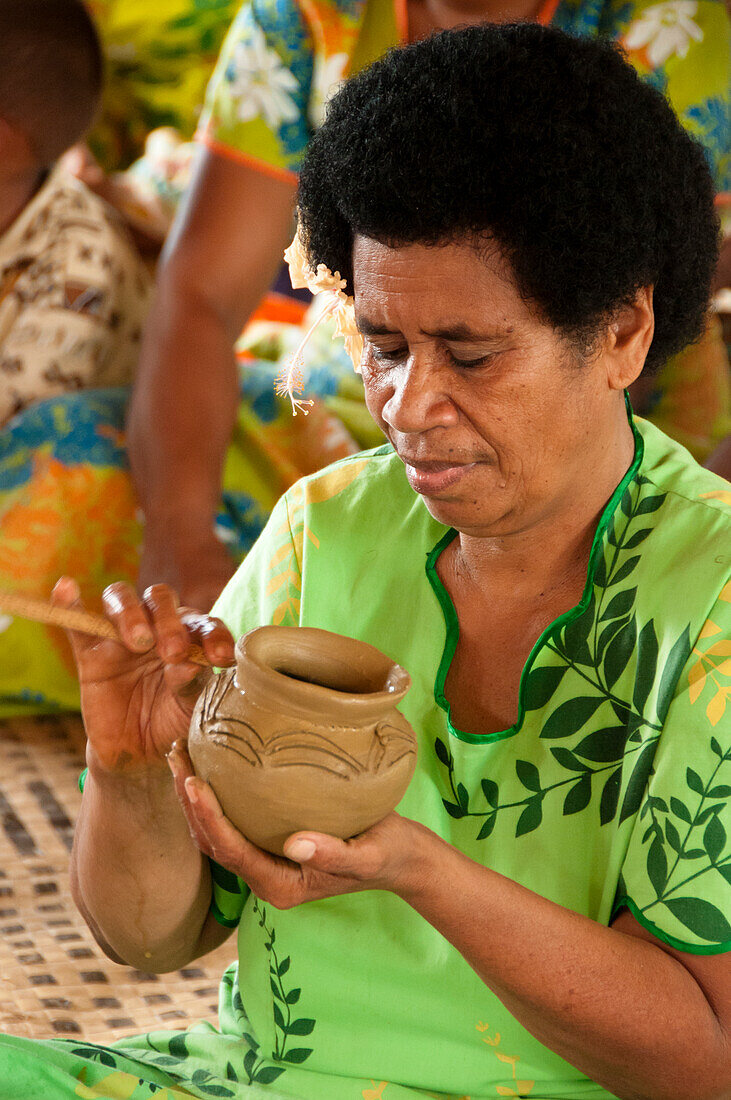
[604,286,655,390]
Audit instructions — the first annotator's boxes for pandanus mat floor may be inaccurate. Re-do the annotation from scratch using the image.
[0,716,235,1042]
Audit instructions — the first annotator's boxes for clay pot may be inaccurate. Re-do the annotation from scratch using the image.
[188,626,417,855]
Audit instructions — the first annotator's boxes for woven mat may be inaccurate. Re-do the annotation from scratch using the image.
[0,716,236,1042]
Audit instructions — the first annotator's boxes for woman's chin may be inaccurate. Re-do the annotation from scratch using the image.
[419,491,512,536]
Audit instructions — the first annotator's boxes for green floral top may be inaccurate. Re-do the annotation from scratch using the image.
[198,0,731,190]
[200,413,731,1098]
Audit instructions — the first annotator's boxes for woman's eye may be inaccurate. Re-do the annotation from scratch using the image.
[449,353,494,369]
[370,346,406,362]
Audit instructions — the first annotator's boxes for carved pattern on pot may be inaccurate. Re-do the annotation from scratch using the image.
[189,626,417,854]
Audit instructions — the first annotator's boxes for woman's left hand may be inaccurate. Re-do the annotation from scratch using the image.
[167,742,431,906]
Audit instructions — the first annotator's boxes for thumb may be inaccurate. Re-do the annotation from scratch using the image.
[283,832,382,880]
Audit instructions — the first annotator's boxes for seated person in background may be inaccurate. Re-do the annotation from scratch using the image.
[5,25,729,1100]
[0,0,151,428]
[128,0,731,613]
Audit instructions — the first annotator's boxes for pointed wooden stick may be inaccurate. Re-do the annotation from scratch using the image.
[0,589,210,666]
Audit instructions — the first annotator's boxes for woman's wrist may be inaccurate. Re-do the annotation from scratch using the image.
[85,744,174,804]
[390,819,452,907]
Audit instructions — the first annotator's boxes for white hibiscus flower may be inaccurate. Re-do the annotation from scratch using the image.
[308,53,350,130]
[227,26,300,130]
[623,1,704,68]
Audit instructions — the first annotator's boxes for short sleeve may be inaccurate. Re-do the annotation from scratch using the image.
[620,0,731,191]
[206,487,304,925]
[210,859,249,928]
[196,0,314,179]
[615,579,731,953]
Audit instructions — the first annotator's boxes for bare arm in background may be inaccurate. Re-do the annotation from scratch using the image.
[127,148,296,611]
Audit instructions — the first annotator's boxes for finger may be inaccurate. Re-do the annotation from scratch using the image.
[178,773,295,893]
[178,610,235,667]
[52,576,106,662]
[283,830,385,881]
[102,581,155,653]
[167,741,212,852]
[142,584,190,663]
[165,662,214,701]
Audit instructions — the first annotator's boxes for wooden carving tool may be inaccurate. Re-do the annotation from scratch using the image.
[0,589,210,667]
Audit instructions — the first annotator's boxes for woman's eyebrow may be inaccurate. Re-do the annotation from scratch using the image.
[355,317,398,336]
[421,324,512,342]
[356,318,511,341]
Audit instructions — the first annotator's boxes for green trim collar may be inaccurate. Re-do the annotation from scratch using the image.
[425,401,645,744]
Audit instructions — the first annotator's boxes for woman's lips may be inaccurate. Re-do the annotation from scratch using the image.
[402,459,476,494]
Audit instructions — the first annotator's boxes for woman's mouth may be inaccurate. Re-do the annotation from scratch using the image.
[401,459,476,495]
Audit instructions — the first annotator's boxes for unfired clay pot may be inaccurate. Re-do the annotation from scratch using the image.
[188,626,417,855]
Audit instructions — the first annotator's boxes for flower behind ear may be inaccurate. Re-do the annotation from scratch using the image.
[276,229,364,415]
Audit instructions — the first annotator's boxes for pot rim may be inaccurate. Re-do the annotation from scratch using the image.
[234,625,411,722]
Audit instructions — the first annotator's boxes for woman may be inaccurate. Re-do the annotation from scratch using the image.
[0,0,728,718]
[1,25,729,1099]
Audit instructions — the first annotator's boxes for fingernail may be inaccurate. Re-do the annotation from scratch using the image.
[285,839,316,862]
[185,778,199,804]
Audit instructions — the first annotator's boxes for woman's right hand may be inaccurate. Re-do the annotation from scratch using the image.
[53,576,235,777]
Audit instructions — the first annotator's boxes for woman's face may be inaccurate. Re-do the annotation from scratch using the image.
[353,235,628,538]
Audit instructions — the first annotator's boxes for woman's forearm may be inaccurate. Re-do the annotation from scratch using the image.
[401,827,729,1100]
[70,753,214,972]
[127,276,241,535]
[127,148,297,542]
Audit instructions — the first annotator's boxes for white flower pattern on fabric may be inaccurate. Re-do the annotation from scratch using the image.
[226,26,299,129]
[308,52,350,130]
[0,615,13,634]
[623,1,704,67]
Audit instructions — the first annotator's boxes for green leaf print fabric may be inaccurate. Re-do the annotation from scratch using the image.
[615,586,731,950]
[198,411,731,1097]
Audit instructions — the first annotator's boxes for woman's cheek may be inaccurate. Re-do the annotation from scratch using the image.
[361,360,391,425]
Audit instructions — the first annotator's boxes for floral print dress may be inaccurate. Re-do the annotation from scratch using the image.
[199,0,730,187]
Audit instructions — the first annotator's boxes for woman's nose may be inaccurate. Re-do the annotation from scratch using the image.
[380,360,456,434]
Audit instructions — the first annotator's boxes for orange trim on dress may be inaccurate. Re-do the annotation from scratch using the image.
[537,0,561,24]
[196,130,299,185]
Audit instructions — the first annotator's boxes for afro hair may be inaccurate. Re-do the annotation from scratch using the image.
[297,23,719,372]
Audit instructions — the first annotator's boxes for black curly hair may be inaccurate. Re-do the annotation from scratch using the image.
[297,23,719,372]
